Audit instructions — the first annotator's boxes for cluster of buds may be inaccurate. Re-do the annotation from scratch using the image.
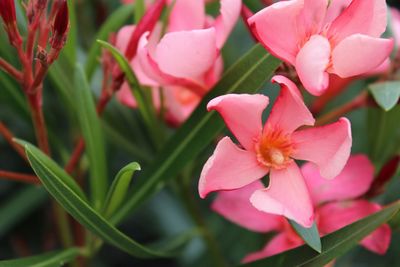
[0,0,70,93]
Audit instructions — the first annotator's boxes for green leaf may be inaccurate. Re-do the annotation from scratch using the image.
[62,0,78,64]
[289,220,321,253]
[240,201,400,267]
[85,4,135,80]
[0,186,47,238]
[134,0,145,24]
[74,65,108,209]
[103,162,141,218]
[112,44,281,224]
[369,81,400,111]
[22,142,185,258]
[0,248,80,267]
[97,40,163,148]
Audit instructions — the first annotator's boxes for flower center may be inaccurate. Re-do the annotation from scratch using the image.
[256,127,293,170]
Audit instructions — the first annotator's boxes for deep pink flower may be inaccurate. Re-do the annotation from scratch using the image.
[199,75,352,227]
[248,0,394,96]
[116,0,240,125]
[212,155,391,263]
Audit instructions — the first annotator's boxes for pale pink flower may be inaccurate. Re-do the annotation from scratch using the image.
[117,0,241,125]
[248,0,394,96]
[199,75,352,227]
[212,155,391,263]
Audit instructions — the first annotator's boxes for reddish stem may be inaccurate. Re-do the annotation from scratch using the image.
[0,121,27,161]
[0,57,22,81]
[27,92,51,155]
[315,91,368,126]
[0,170,40,184]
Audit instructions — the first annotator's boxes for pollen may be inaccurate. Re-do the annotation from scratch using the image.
[256,126,294,169]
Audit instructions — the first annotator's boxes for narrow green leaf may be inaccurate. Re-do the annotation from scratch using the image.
[369,81,400,111]
[14,139,87,201]
[85,4,135,80]
[289,220,321,253]
[0,248,80,267]
[240,201,400,267]
[62,0,77,64]
[23,142,185,258]
[0,186,47,238]
[74,65,108,209]
[134,0,145,24]
[103,162,141,218]
[97,40,163,148]
[113,44,281,224]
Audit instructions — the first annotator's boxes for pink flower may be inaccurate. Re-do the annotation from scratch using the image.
[199,75,352,227]
[212,155,391,263]
[248,0,394,96]
[116,0,241,125]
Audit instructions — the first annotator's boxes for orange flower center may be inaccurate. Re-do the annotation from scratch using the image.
[256,127,293,170]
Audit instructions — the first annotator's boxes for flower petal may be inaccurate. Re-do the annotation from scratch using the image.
[248,0,303,64]
[332,34,394,78]
[292,117,352,179]
[168,0,206,32]
[318,200,391,255]
[212,181,283,233]
[242,232,303,263]
[207,94,269,151]
[295,35,331,96]
[250,162,314,228]
[116,25,135,53]
[214,0,242,49]
[266,75,315,134]
[328,0,388,42]
[199,137,268,198]
[302,154,374,205]
[298,0,328,36]
[155,28,218,81]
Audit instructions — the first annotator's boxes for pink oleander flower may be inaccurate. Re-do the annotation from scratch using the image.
[116,0,241,125]
[212,155,391,263]
[199,75,352,227]
[248,0,394,96]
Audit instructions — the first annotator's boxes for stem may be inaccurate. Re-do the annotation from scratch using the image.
[0,57,23,81]
[53,202,74,248]
[27,92,51,155]
[315,91,368,126]
[0,170,40,184]
[65,138,85,174]
[0,121,28,161]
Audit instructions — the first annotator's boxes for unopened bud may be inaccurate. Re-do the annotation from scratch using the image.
[51,0,69,49]
[0,0,16,25]
[0,0,22,46]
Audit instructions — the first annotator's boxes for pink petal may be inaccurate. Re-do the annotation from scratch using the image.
[242,232,303,263]
[292,118,352,179]
[302,154,374,205]
[212,181,283,233]
[295,35,331,96]
[117,83,138,108]
[168,0,206,32]
[214,0,242,49]
[248,0,303,64]
[298,0,328,37]
[155,28,218,81]
[207,94,269,151]
[328,0,388,43]
[332,34,394,78]
[318,200,391,255]
[198,137,268,199]
[250,162,314,228]
[323,0,352,25]
[116,25,136,53]
[266,75,315,134]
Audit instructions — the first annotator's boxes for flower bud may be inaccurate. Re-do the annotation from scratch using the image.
[51,0,69,49]
[0,0,17,25]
